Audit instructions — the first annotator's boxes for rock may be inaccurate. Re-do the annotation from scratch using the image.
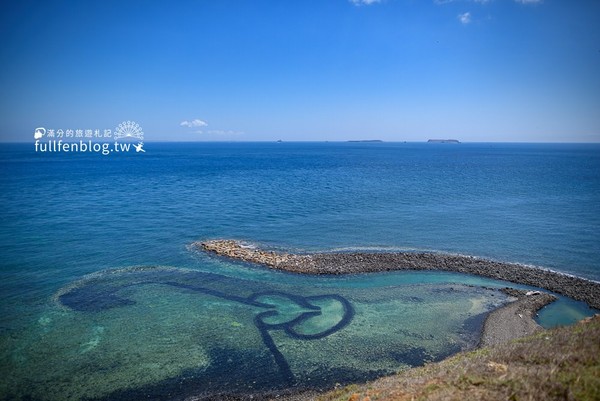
[194,240,600,310]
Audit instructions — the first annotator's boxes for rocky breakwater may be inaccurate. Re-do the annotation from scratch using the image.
[197,240,600,310]
[200,240,315,272]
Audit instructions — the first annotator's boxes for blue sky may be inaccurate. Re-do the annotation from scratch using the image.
[1,0,599,142]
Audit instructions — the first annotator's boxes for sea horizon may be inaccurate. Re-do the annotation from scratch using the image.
[1,141,599,399]
[2,1,600,398]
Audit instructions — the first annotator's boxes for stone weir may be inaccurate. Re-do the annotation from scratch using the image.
[197,240,600,310]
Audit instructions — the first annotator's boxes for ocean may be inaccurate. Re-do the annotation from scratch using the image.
[1,142,599,400]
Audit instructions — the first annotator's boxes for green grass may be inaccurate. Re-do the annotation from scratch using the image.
[316,315,600,401]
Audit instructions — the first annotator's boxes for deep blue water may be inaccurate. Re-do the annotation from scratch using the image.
[1,142,599,400]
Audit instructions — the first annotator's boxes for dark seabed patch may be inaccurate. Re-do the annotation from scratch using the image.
[0,266,506,400]
[57,267,354,388]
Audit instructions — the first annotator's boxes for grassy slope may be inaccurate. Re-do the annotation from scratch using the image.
[318,315,600,401]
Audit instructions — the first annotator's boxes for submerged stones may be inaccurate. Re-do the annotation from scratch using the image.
[34,263,512,401]
[198,239,600,310]
[55,266,355,386]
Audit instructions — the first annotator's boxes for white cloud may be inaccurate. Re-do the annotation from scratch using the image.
[180,119,207,128]
[349,0,382,6]
[514,0,542,3]
[458,12,471,24]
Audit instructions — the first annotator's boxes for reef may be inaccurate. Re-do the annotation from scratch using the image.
[55,266,354,387]
[197,240,600,310]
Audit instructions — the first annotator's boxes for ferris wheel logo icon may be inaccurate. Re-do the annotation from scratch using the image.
[113,121,144,140]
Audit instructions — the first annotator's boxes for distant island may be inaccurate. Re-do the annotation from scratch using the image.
[347,139,383,143]
[428,139,460,143]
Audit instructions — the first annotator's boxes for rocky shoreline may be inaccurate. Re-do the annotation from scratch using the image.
[479,288,556,347]
[197,240,600,310]
[195,239,582,401]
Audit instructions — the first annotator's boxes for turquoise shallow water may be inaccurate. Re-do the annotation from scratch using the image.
[0,142,599,400]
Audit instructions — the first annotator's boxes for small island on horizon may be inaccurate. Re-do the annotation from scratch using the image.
[347,139,383,143]
[428,139,461,143]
